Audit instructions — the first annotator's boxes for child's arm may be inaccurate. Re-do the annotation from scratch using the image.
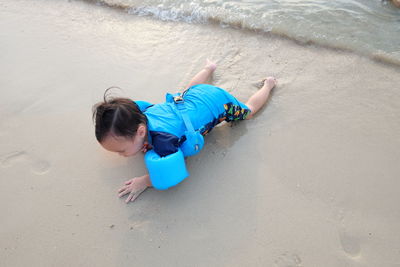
[118,174,152,203]
[184,59,217,90]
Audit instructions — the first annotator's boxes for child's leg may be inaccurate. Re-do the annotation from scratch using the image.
[185,59,217,90]
[245,77,277,119]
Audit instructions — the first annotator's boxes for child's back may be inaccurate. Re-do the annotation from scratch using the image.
[143,84,251,157]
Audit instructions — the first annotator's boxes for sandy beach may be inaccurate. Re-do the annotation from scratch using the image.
[1,0,400,266]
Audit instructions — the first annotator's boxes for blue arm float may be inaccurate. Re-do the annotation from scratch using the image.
[180,131,204,157]
[144,149,189,190]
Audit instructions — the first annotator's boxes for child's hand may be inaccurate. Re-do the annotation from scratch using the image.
[117,175,150,203]
[205,59,217,72]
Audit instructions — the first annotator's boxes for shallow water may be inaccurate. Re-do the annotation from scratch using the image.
[87,0,400,64]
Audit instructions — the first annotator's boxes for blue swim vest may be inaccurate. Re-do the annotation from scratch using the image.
[137,84,249,190]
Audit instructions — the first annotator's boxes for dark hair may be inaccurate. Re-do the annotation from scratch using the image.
[92,88,147,143]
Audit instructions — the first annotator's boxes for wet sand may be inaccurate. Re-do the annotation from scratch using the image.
[1,0,400,266]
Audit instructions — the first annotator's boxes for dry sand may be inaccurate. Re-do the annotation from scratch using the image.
[1,0,400,266]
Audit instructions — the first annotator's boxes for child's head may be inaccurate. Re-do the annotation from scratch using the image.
[92,91,147,157]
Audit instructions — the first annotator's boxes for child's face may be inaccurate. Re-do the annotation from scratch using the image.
[100,125,147,157]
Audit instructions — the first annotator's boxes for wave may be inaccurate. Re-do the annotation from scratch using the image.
[80,0,400,68]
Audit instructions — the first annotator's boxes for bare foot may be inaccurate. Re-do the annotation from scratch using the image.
[205,59,217,72]
[262,76,277,91]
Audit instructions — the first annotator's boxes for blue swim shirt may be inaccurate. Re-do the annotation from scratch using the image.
[137,84,250,157]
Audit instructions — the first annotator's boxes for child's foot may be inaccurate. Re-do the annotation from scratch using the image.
[205,59,217,72]
[261,77,277,91]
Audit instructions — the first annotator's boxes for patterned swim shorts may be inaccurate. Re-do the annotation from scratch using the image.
[198,102,251,136]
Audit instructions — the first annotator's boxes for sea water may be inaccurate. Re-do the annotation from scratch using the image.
[85,0,400,64]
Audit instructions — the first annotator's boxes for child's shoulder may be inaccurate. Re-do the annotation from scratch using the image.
[134,100,153,112]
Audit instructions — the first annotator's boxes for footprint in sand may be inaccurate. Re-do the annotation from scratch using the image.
[339,229,361,258]
[1,151,27,167]
[274,252,302,267]
[1,150,50,175]
[30,159,51,175]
